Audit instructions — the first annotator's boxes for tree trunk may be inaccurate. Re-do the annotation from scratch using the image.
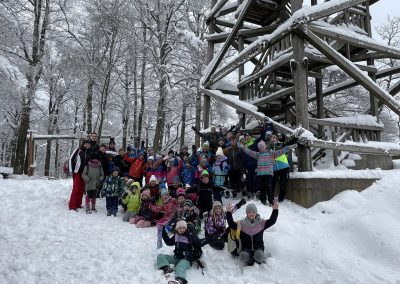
[180,98,186,149]
[137,27,147,148]
[44,139,52,176]
[54,137,60,178]
[153,67,167,152]
[86,78,94,134]
[133,49,139,148]
[195,92,201,147]
[122,62,130,150]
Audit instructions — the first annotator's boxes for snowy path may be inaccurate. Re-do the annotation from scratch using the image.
[1,172,400,284]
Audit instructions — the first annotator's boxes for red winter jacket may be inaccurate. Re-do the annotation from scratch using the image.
[125,155,145,179]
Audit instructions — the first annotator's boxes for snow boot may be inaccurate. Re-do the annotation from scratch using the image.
[161,266,174,274]
[168,277,187,284]
[91,206,97,213]
[86,206,92,214]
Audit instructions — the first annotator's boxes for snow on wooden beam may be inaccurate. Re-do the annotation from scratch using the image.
[205,25,279,43]
[199,88,294,135]
[205,0,230,22]
[202,0,255,87]
[308,23,400,59]
[202,0,368,88]
[309,118,383,131]
[298,26,400,116]
[309,140,400,156]
[238,52,293,87]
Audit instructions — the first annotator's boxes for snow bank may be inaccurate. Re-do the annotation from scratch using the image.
[1,170,400,283]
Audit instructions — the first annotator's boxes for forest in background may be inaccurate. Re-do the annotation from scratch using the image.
[0,0,399,177]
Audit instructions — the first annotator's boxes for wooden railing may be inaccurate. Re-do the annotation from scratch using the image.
[329,5,368,34]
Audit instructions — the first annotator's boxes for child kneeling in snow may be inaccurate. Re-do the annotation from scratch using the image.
[122,181,141,222]
[130,189,157,228]
[226,201,278,266]
[157,220,214,284]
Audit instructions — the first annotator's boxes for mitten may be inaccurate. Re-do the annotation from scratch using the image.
[237,198,247,209]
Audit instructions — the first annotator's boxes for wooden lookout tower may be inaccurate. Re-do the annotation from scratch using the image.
[200,0,400,172]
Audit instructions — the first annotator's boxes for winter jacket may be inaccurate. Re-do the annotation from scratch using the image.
[114,155,130,176]
[152,157,167,183]
[188,181,219,213]
[124,155,146,179]
[166,162,182,186]
[98,151,110,177]
[227,209,278,251]
[82,160,104,192]
[69,147,92,174]
[122,183,141,213]
[212,156,230,186]
[136,199,157,221]
[181,163,195,186]
[101,176,125,197]
[150,197,178,225]
[204,212,226,235]
[224,146,243,171]
[270,142,290,172]
[162,227,208,264]
[239,144,288,176]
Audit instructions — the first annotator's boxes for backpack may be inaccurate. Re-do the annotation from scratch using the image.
[227,221,242,256]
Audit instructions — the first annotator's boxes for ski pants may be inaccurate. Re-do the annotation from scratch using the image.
[271,167,289,202]
[257,175,273,204]
[69,173,85,210]
[239,249,265,265]
[157,254,190,280]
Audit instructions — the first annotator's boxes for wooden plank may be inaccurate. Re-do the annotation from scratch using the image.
[298,26,400,116]
[389,80,400,96]
[238,52,293,87]
[251,86,295,106]
[206,0,230,22]
[309,118,383,131]
[308,24,400,59]
[202,0,255,86]
[310,140,400,156]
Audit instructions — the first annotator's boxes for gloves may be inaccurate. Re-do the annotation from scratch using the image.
[237,198,247,209]
[122,192,128,199]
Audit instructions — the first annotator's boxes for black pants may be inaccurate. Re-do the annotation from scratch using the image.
[271,168,289,202]
[257,175,273,204]
[245,166,258,193]
[228,169,243,192]
[106,196,119,215]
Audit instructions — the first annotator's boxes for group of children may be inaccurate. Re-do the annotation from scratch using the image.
[69,121,298,283]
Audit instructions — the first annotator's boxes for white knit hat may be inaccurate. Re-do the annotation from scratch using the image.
[150,175,157,182]
[176,220,187,229]
[216,147,224,157]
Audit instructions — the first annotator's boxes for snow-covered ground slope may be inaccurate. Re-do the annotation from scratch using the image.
[1,170,400,284]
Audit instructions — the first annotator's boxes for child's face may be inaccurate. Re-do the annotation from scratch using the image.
[247,211,257,221]
[162,194,169,202]
[214,207,222,215]
[142,195,149,201]
[131,186,138,193]
[183,205,190,211]
[176,226,187,235]
[112,171,119,177]
[177,196,185,204]
[150,180,157,187]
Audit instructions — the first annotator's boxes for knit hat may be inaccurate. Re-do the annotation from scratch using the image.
[213,201,222,209]
[112,167,120,174]
[201,170,209,177]
[159,183,167,190]
[172,176,180,183]
[183,200,193,208]
[149,175,157,182]
[176,188,186,197]
[148,156,155,161]
[257,140,266,151]
[100,143,107,148]
[216,147,224,157]
[200,156,207,164]
[141,189,151,199]
[84,139,91,145]
[161,189,169,196]
[176,220,187,229]
[246,203,257,214]
[168,149,174,156]
[185,183,191,189]
[109,138,116,145]
[137,151,144,157]
[202,142,209,149]
[265,131,273,141]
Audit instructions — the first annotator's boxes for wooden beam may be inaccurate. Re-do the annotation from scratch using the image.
[309,118,383,131]
[200,88,294,135]
[249,86,295,106]
[309,140,400,156]
[389,80,400,96]
[308,24,400,59]
[204,25,280,42]
[202,0,255,86]
[238,52,292,87]
[297,26,400,116]
[206,0,230,22]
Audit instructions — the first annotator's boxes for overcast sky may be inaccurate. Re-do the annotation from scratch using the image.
[370,0,399,35]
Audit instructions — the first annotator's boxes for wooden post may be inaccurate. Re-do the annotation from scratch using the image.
[238,0,246,129]
[316,70,324,138]
[203,0,217,130]
[291,0,312,172]
[332,127,339,166]
[27,130,35,177]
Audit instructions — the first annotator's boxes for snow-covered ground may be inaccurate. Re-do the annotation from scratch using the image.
[1,170,400,284]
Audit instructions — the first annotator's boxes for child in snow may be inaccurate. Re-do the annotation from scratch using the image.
[181,160,195,186]
[81,153,104,213]
[122,181,141,222]
[211,147,230,187]
[169,199,200,234]
[238,139,296,205]
[157,220,213,284]
[144,156,155,185]
[204,199,246,250]
[130,189,156,228]
[100,168,125,216]
[226,201,279,266]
